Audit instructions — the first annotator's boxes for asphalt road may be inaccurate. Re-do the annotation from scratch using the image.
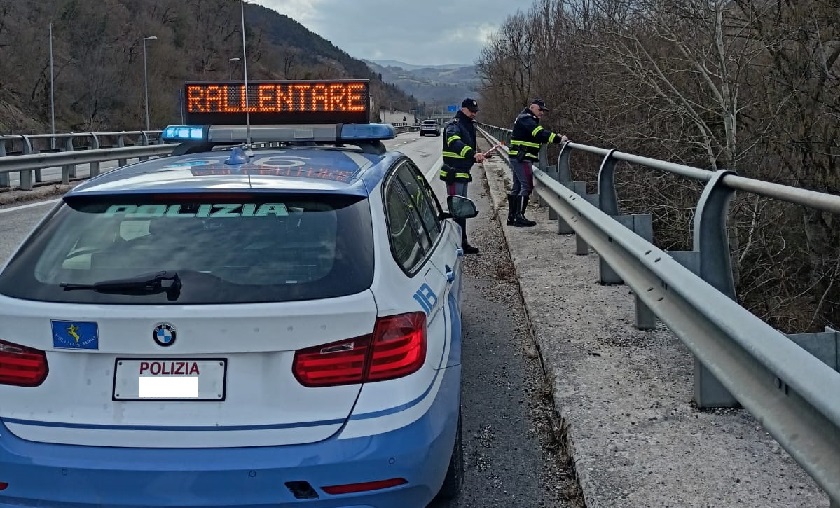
[0,133,581,508]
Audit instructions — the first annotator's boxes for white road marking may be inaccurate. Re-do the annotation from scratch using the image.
[0,198,60,214]
[425,155,443,182]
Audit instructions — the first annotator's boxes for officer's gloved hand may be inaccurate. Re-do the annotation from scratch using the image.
[556,134,569,144]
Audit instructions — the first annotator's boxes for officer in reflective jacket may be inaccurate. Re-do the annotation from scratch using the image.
[440,98,485,254]
[508,98,569,227]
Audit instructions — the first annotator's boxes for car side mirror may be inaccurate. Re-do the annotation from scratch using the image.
[446,195,478,219]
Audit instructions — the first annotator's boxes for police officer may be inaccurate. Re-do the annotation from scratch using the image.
[508,98,569,227]
[440,98,485,254]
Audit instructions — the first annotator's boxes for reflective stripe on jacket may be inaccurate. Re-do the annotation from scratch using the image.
[509,108,558,162]
[440,111,477,183]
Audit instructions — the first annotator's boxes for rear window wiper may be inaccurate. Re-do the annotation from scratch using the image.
[59,271,182,301]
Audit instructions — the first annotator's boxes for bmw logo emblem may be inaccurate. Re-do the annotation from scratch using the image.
[153,323,177,347]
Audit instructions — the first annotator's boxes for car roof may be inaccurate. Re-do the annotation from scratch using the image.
[67,147,404,198]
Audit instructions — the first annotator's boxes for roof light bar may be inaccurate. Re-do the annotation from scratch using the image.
[161,123,395,144]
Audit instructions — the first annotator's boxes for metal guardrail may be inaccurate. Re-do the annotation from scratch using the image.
[477,122,840,506]
[0,131,164,190]
[0,145,177,190]
[0,125,419,192]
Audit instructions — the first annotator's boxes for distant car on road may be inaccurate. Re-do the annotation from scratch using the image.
[420,120,441,137]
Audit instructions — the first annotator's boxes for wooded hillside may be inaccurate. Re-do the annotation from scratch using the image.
[0,0,418,133]
[477,0,839,333]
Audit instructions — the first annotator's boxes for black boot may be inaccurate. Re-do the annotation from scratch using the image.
[512,195,536,227]
[457,218,479,254]
[507,194,518,226]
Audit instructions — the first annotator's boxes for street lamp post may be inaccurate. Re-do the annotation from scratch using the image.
[229,57,241,80]
[142,35,157,131]
[49,22,56,147]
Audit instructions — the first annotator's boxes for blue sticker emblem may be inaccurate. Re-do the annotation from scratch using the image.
[51,320,99,350]
[413,283,438,315]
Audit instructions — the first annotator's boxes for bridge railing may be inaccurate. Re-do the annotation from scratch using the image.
[477,122,840,506]
[0,131,165,190]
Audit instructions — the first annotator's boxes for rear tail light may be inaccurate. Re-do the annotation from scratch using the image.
[321,477,407,495]
[293,312,427,387]
[0,340,48,387]
[292,336,370,387]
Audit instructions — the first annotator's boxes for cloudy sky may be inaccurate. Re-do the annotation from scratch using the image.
[250,0,527,66]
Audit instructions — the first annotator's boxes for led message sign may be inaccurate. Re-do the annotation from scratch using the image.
[183,80,370,125]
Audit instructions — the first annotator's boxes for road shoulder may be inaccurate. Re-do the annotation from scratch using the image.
[476,140,828,508]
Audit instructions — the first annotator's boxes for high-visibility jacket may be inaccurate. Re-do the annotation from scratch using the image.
[439,111,477,183]
[509,108,560,162]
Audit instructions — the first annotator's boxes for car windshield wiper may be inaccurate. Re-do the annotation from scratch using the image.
[59,271,182,301]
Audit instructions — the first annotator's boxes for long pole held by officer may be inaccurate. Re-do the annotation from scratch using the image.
[507,99,569,227]
[440,98,487,255]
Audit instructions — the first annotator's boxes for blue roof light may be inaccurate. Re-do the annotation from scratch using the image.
[224,146,249,166]
[161,125,207,143]
[339,123,395,141]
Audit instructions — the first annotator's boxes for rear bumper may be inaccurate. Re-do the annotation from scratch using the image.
[0,366,461,508]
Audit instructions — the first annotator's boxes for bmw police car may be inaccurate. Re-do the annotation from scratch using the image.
[0,79,474,507]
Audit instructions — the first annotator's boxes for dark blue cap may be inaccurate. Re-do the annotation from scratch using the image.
[531,98,550,111]
[461,98,479,112]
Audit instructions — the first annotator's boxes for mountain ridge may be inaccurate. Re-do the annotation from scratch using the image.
[0,0,418,132]
[368,59,472,71]
[363,59,480,115]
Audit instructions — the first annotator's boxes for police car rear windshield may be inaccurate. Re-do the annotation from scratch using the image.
[0,194,373,304]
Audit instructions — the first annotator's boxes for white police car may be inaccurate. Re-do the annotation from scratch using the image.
[0,79,474,507]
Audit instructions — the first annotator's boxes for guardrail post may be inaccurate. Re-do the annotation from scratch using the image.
[556,145,574,233]
[0,140,8,188]
[785,327,839,372]
[535,145,549,208]
[62,136,76,183]
[19,167,33,190]
[595,149,656,331]
[544,148,559,221]
[686,169,739,408]
[597,150,623,284]
[569,181,596,255]
[631,215,656,330]
[695,170,737,299]
[117,134,128,166]
[139,132,150,161]
[20,136,35,190]
[598,149,620,216]
[89,133,101,178]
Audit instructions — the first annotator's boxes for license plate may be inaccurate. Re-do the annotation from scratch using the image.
[112,358,227,401]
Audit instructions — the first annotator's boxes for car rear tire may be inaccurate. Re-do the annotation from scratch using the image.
[435,410,464,500]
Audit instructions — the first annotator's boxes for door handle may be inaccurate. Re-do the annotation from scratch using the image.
[445,265,455,283]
